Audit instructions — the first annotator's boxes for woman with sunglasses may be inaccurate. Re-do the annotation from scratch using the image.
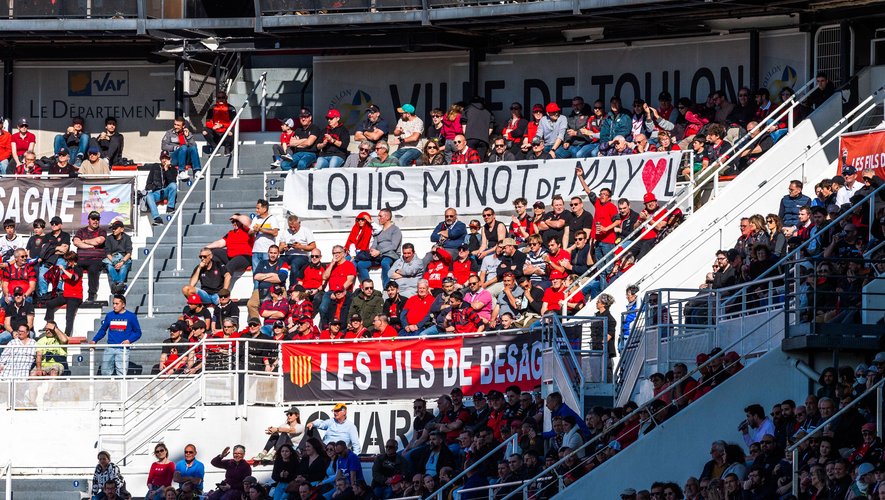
[765,214,787,257]
[424,108,445,146]
[343,212,374,257]
[418,140,445,166]
[147,443,175,500]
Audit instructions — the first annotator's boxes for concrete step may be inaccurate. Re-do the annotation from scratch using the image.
[0,477,90,500]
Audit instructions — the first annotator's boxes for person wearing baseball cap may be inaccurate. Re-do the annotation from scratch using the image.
[46,147,76,176]
[634,192,665,260]
[314,108,350,169]
[392,103,424,167]
[11,117,35,168]
[534,102,566,157]
[105,218,132,295]
[306,402,361,451]
[270,118,296,169]
[355,104,389,149]
[253,405,302,462]
[837,164,861,205]
[278,107,322,171]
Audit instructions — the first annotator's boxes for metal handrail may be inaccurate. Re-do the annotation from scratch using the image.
[428,434,518,500]
[124,72,267,318]
[455,478,535,500]
[550,315,588,395]
[502,304,786,500]
[788,377,885,497]
[560,77,836,311]
[3,460,10,500]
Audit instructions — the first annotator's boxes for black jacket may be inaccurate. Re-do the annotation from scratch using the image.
[144,162,177,192]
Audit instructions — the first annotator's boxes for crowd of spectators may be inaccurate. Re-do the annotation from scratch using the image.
[261,75,835,172]
[606,354,885,500]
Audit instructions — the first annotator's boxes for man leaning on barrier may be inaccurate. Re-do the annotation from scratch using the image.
[90,294,142,376]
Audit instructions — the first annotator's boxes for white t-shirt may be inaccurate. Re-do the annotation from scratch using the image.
[278,225,315,257]
[0,234,27,262]
[396,117,424,149]
[252,214,279,254]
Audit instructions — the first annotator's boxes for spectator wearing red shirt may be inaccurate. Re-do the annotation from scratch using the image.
[423,247,452,291]
[9,118,35,170]
[543,238,570,277]
[634,193,668,260]
[1,248,36,300]
[319,245,356,324]
[319,319,347,340]
[401,280,434,335]
[146,444,176,499]
[450,245,477,287]
[258,285,289,335]
[371,314,398,339]
[383,282,407,329]
[271,118,295,168]
[450,134,481,165]
[344,212,373,255]
[42,251,83,336]
[300,249,326,314]
[286,286,314,328]
[579,182,620,265]
[206,214,254,280]
[540,271,582,316]
[444,292,485,334]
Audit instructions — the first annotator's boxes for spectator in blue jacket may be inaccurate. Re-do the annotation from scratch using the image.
[90,294,142,376]
[431,208,467,252]
[599,96,633,144]
[778,180,812,229]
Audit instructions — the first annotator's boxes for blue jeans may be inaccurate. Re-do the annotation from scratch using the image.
[0,330,11,345]
[272,484,290,500]
[594,241,616,268]
[314,156,345,169]
[171,145,202,172]
[145,185,178,219]
[281,152,317,171]
[252,252,268,274]
[106,260,131,284]
[355,256,394,288]
[101,346,128,376]
[53,134,89,158]
[282,254,309,284]
[195,288,220,306]
[393,148,421,167]
[418,325,441,336]
[555,143,597,159]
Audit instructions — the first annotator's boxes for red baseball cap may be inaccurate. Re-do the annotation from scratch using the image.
[326,109,341,119]
[545,102,561,114]
[643,192,657,204]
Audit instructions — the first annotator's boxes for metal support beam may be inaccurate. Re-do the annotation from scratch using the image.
[749,29,759,92]
[467,48,485,101]
[175,58,185,118]
[2,57,12,123]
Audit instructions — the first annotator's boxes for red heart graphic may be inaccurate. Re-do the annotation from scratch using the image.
[641,158,668,193]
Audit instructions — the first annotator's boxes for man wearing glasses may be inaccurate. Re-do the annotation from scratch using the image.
[306,402,361,452]
[72,211,106,303]
[182,247,231,306]
[174,444,205,494]
[431,208,467,253]
[343,140,373,168]
[535,102,567,158]
[450,134,481,165]
[487,137,515,162]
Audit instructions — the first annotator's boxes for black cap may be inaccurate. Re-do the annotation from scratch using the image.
[533,201,545,209]
[169,321,187,332]
[473,391,485,399]
[289,284,306,293]
[12,286,23,296]
[350,314,362,322]
[50,216,63,225]
[299,107,312,118]
[109,220,124,230]
[88,211,101,220]
[273,320,285,328]
[329,319,342,326]
[442,277,457,284]
[247,317,261,326]
[57,148,70,156]
[271,284,285,295]
[366,104,381,114]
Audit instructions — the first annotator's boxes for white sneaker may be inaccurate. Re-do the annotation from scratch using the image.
[270,160,280,169]
[281,154,292,161]
[177,170,190,181]
[194,171,204,181]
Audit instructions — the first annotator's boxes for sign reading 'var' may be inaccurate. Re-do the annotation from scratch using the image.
[68,70,129,97]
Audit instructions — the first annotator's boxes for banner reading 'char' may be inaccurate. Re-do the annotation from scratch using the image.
[283,330,543,402]
[283,151,681,217]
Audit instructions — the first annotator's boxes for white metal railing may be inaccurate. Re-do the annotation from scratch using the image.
[427,434,518,500]
[3,460,10,500]
[561,76,827,314]
[124,72,268,317]
[502,308,786,500]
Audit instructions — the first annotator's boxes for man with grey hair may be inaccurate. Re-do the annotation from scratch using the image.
[389,243,423,297]
[355,208,401,288]
[343,140,373,168]
[278,214,315,285]
[368,140,398,167]
[208,444,251,499]
[599,135,631,156]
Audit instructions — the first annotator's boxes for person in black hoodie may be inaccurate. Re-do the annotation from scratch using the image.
[144,151,178,226]
[461,96,495,160]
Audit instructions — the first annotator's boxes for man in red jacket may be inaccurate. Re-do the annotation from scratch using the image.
[202,90,236,156]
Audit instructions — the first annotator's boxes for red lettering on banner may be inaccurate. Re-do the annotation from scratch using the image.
[840,130,885,180]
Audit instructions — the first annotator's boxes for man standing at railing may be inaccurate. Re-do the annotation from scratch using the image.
[90,294,141,376]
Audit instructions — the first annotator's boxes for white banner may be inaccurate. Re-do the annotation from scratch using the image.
[283,151,682,218]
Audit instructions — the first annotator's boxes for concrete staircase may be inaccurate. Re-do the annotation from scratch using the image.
[0,477,91,499]
[85,145,274,370]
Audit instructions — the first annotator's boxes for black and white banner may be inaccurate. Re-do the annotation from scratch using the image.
[283,151,682,217]
[0,176,135,232]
